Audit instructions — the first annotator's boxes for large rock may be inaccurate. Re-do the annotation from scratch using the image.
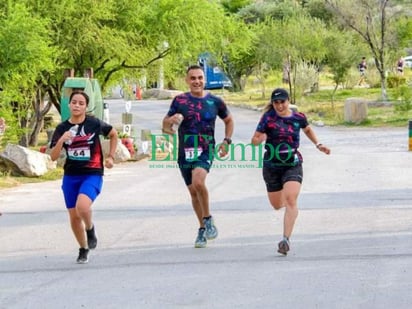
[0,144,56,177]
[344,98,368,124]
[101,139,131,163]
[144,89,183,100]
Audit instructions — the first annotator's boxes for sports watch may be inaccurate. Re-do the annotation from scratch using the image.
[223,137,232,144]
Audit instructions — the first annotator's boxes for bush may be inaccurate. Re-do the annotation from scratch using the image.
[393,84,412,112]
[387,75,407,88]
[294,61,318,100]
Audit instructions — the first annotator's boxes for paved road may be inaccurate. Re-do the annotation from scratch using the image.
[1,99,412,308]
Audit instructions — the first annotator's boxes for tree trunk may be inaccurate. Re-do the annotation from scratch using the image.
[379,71,388,101]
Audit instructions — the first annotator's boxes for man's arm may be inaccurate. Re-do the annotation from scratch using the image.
[217,114,234,157]
[222,114,234,141]
[162,113,183,134]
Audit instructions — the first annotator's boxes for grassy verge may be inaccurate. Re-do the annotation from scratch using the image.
[220,85,412,127]
[0,168,64,189]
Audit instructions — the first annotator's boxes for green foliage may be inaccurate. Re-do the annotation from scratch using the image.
[393,84,412,112]
[237,0,302,23]
[387,75,407,88]
[0,102,21,147]
[220,0,253,14]
[0,3,55,96]
[305,0,334,24]
[0,0,252,146]
[394,16,412,50]
[324,30,361,87]
[293,61,318,101]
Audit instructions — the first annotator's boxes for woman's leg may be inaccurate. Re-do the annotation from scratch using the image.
[267,181,300,238]
[76,193,94,230]
[68,206,87,248]
[281,181,301,238]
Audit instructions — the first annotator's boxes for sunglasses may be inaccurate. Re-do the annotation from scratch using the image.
[273,100,286,104]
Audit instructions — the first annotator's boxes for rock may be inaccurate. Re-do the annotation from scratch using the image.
[312,120,325,127]
[0,144,56,177]
[144,89,183,100]
[101,139,131,163]
[344,98,368,124]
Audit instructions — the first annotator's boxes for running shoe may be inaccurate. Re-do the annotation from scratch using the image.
[203,216,218,240]
[277,238,290,256]
[76,248,89,264]
[86,225,98,250]
[194,228,207,248]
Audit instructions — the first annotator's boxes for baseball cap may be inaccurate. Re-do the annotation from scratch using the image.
[271,88,289,101]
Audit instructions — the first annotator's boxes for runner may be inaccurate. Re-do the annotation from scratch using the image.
[50,90,117,263]
[251,88,330,255]
[162,65,234,248]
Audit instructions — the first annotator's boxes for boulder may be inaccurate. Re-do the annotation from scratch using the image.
[0,144,56,177]
[144,89,183,100]
[344,98,368,124]
[101,139,131,163]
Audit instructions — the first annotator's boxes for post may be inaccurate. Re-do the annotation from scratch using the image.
[103,102,110,123]
[409,120,412,151]
[344,98,368,124]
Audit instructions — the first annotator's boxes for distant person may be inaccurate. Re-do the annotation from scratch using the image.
[251,88,330,256]
[358,57,367,86]
[50,90,118,264]
[162,65,234,248]
[397,57,404,75]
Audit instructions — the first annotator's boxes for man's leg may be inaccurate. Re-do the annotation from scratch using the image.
[190,167,209,224]
[188,184,203,227]
[188,177,208,248]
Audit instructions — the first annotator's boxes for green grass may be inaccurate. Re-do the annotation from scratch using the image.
[219,82,412,127]
[0,168,64,189]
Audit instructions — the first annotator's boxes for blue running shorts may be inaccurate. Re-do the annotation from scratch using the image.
[62,175,103,209]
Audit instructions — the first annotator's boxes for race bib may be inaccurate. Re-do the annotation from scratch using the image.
[184,147,202,161]
[68,146,91,161]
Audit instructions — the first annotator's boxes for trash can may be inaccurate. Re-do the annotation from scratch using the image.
[60,77,104,121]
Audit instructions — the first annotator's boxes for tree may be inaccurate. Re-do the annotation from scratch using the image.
[257,15,327,103]
[0,3,55,146]
[0,0,252,146]
[325,0,405,101]
[324,30,361,108]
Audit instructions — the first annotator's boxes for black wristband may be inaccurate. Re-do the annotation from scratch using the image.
[223,137,232,144]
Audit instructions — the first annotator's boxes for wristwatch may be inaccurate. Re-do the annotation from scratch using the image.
[223,137,232,144]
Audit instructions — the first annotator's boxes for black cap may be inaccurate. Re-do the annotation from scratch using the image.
[271,88,289,101]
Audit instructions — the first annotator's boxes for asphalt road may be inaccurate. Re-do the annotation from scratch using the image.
[1,99,412,309]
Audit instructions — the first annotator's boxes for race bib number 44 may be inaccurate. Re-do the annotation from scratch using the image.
[68,146,91,161]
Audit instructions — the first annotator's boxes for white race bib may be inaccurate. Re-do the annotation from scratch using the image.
[184,147,202,161]
[68,146,91,161]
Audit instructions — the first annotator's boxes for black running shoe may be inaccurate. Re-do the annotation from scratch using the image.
[277,239,290,256]
[86,225,98,250]
[76,248,89,264]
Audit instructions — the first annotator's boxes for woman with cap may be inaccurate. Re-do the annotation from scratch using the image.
[251,88,330,256]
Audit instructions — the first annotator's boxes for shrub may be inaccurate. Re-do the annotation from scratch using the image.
[393,84,412,112]
[387,75,407,88]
